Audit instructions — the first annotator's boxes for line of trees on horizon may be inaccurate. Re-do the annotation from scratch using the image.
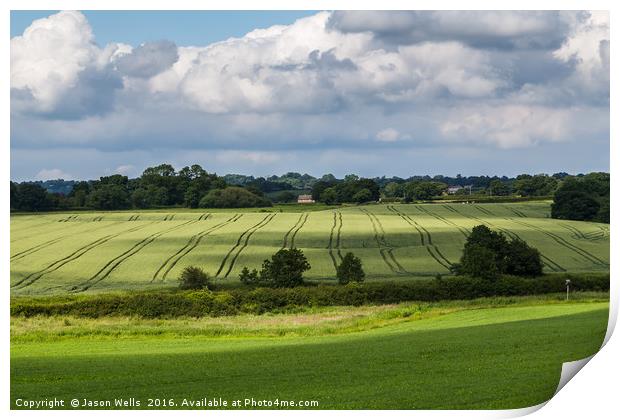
[10,164,609,223]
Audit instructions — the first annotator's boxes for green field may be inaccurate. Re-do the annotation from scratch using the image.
[11,296,609,409]
[10,202,609,295]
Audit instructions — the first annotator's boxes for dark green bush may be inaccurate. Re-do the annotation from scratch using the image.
[336,252,365,284]
[178,266,212,290]
[258,248,311,288]
[455,225,543,279]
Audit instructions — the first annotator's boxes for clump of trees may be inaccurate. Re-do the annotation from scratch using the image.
[239,248,311,288]
[10,182,67,212]
[336,252,365,284]
[551,172,609,223]
[513,174,558,197]
[10,163,271,211]
[312,175,380,204]
[452,225,543,280]
[199,187,271,208]
[178,266,213,290]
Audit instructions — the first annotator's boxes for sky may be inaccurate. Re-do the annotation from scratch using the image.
[10,10,610,181]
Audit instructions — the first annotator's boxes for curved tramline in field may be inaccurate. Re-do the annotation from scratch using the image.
[216,213,277,278]
[11,221,157,291]
[282,213,309,249]
[445,204,567,273]
[10,219,128,262]
[153,214,243,281]
[75,220,199,292]
[9,202,609,295]
[360,208,409,275]
[387,206,452,271]
[419,205,469,238]
[509,218,609,268]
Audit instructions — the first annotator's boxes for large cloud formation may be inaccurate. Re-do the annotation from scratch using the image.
[10,10,609,179]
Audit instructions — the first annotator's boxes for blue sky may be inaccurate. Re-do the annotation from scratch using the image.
[10,11,610,181]
[11,11,316,47]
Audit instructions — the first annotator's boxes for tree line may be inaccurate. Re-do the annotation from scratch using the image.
[10,164,609,223]
[10,164,270,211]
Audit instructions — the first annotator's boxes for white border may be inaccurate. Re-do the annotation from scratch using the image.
[3,1,616,419]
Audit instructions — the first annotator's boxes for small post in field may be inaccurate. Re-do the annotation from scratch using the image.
[565,279,571,301]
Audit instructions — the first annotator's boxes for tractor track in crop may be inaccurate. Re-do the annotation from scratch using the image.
[446,205,566,272]
[290,213,309,249]
[76,220,198,291]
[153,214,242,281]
[282,213,307,249]
[416,205,469,238]
[387,205,425,245]
[10,220,127,260]
[558,222,601,242]
[503,205,527,218]
[327,212,340,272]
[360,208,408,274]
[11,221,155,290]
[509,218,608,268]
[388,206,452,270]
[10,237,64,262]
[473,205,494,217]
[216,214,277,278]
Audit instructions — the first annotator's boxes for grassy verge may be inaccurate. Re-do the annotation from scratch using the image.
[11,292,609,343]
[11,273,609,318]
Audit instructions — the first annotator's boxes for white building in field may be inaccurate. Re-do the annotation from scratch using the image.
[297,194,315,204]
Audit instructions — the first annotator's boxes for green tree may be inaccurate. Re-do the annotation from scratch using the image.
[259,248,311,288]
[131,188,151,209]
[68,181,90,207]
[88,184,130,210]
[183,183,204,208]
[488,180,511,196]
[336,252,365,284]
[457,243,500,280]
[455,225,542,279]
[199,187,272,208]
[274,191,296,203]
[551,174,609,222]
[383,182,403,198]
[504,238,543,276]
[551,190,600,221]
[352,188,373,203]
[239,266,260,285]
[320,187,339,205]
[514,174,558,197]
[13,183,51,211]
[178,266,212,290]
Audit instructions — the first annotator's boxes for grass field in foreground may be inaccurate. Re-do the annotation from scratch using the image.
[10,202,610,295]
[11,297,609,409]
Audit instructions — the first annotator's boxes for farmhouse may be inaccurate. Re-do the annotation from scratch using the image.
[447,185,473,194]
[297,194,315,204]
